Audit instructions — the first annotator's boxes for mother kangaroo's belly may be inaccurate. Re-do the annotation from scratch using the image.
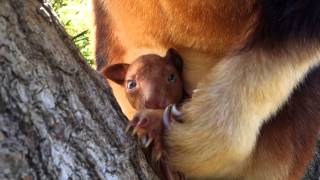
[107,0,253,55]
[106,0,254,94]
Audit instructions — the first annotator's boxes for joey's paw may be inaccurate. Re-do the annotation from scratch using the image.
[163,104,184,129]
[126,109,167,160]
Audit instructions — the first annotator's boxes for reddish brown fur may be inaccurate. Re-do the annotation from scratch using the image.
[103,49,184,111]
[92,0,125,70]
[104,49,186,179]
[93,0,255,68]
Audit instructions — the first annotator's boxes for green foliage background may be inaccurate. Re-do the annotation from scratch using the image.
[49,0,94,66]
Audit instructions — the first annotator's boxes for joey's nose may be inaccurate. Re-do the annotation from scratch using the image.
[144,98,170,109]
[145,100,161,109]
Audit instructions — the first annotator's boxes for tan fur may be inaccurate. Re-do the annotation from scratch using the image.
[168,49,320,179]
[93,0,320,179]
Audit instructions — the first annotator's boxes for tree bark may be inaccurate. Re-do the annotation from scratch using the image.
[0,0,158,179]
[0,0,319,179]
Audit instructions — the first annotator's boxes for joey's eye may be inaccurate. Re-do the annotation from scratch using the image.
[127,80,137,90]
[167,73,177,83]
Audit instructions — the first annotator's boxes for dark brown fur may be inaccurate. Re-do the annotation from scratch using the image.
[250,65,320,179]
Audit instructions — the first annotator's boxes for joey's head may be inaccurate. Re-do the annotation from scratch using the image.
[103,48,184,110]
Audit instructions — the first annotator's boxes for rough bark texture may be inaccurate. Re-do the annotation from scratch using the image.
[0,0,158,179]
[0,0,319,179]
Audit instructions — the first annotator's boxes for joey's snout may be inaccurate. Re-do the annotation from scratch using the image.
[144,97,170,109]
[143,89,170,109]
[144,100,161,109]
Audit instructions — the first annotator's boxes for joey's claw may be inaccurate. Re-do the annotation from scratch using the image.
[145,137,153,148]
[126,124,132,132]
[152,136,166,161]
[129,109,167,162]
[163,105,173,129]
[137,118,148,127]
[163,104,184,129]
[141,136,147,145]
[132,128,138,136]
[171,104,183,120]
[156,151,162,161]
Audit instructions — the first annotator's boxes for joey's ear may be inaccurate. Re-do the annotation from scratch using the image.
[102,63,129,85]
[165,48,183,73]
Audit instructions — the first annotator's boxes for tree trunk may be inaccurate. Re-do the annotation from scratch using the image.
[0,0,319,179]
[0,0,158,179]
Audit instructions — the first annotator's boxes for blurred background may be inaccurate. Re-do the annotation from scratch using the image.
[49,0,94,66]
